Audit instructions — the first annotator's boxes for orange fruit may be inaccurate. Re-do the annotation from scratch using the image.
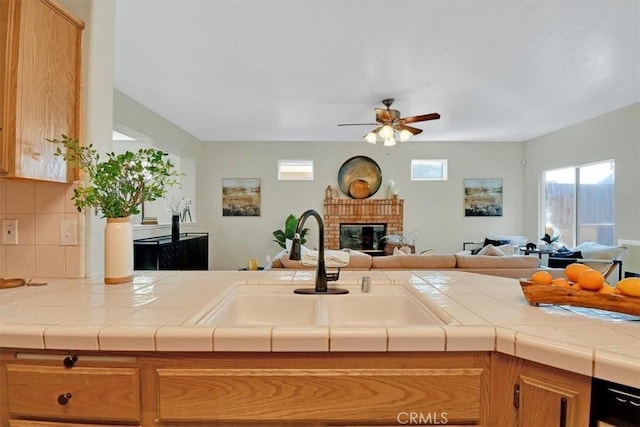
[577,269,604,291]
[598,283,615,294]
[530,270,553,285]
[552,278,572,288]
[617,277,640,297]
[571,282,583,290]
[564,263,590,282]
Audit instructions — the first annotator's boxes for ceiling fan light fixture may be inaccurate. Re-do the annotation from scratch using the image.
[399,129,412,142]
[364,132,378,144]
[341,98,441,146]
[379,125,394,139]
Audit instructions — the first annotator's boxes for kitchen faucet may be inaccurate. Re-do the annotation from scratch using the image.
[289,209,349,294]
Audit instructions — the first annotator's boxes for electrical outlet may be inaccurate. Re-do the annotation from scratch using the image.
[2,219,18,245]
[60,219,78,246]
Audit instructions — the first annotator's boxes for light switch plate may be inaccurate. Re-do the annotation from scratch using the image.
[2,219,18,245]
[60,219,78,246]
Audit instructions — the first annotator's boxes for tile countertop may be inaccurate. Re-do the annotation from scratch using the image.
[0,270,638,388]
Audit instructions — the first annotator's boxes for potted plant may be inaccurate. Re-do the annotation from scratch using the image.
[273,214,309,249]
[50,134,179,284]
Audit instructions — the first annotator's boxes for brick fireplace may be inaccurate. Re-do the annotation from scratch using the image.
[324,198,404,250]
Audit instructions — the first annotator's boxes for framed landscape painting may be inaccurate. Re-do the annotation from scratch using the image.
[222,178,261,216]
[464,178,503,217]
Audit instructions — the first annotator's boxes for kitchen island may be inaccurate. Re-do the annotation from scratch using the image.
[1,270,638,425]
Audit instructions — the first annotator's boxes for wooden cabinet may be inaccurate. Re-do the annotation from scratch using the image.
[152,351,490,425]
[7,365,140,423]
[1,349,595,426]
[0,0,83,182]
[490,353,591,426]
[1,352,140,425]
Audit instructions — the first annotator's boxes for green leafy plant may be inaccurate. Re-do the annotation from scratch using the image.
[540,233,561,244]
[272,214,309,249]
[50,135,179,218]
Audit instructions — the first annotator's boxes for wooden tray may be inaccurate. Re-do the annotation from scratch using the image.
[519,279,640,316]
[0,278,26,289]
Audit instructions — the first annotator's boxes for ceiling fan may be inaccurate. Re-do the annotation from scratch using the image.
[338,98,440,145]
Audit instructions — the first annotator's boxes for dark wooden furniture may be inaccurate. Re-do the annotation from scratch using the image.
[134,233,208,270]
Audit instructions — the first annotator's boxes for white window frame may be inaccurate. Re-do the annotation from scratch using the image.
[541,159,615,246]
[278,159,314,181]
[411,159,448,181]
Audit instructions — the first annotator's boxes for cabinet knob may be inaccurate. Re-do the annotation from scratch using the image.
[63,355,78,368]
[57,392,72,405]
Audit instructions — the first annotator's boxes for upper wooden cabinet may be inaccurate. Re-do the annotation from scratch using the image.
[0,0,84,182]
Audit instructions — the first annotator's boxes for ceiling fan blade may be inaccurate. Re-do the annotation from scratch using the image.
[375,108,391,123]
[338,122,378,126]
[376,108,402,123]
[363,126,382,137]
[396,124,423,135]
[400,113,441,124]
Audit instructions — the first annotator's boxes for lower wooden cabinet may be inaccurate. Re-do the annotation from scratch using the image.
[156,367,482,423]
[0,351,140,426]
[6,365,140,423]
[1,349,593,426]
[490,353,591,426]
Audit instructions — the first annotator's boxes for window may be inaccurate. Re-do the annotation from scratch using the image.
[411,159,448,181]
[278,159,314,180]
[543,160,615,247]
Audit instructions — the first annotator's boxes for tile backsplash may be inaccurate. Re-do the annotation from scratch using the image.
[0,180,85,278]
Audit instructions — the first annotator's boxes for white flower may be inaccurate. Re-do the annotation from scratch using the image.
[166,194,189,215]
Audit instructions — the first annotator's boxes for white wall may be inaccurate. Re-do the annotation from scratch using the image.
[523,103,640,246]
[113,90,203,239]
[60,0,115,278]
[200,141,527,270]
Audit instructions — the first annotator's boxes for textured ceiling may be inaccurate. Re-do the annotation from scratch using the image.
[114,0,640,143]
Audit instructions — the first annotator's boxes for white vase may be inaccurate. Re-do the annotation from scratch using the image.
[104,217,133,284]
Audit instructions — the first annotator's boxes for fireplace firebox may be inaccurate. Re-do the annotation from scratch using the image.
[340,223,386,255]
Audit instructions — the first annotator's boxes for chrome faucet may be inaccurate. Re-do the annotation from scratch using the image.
[289,209,348,294]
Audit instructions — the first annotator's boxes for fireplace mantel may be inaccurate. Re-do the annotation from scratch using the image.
[324,198,404,250]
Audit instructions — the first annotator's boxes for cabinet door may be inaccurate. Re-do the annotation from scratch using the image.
[518,375,581,427]
[0,0,16,174]
[0,0,83,182]
[156,367,484,424]
[490,353,591,426]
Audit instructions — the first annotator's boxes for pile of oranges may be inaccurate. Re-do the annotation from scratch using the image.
[529,263,640,297]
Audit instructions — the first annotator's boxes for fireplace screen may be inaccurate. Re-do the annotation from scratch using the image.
[340,224,386,252]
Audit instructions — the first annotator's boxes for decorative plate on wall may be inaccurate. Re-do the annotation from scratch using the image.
[338,156,382,199]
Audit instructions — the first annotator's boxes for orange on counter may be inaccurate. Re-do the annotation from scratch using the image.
[598,283,616,294]
[617,277,640,297]
[551,277,572,288]
[564,263,590,282]
[530,270,553,285]
[577,269,604,291]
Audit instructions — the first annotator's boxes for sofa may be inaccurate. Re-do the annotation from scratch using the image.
[268,249,564,279]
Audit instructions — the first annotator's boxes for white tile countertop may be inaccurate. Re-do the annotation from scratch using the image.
[0,270,638,388]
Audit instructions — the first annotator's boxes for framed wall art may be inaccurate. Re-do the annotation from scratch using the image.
[222,178,261,216]
[464,178,503,217]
